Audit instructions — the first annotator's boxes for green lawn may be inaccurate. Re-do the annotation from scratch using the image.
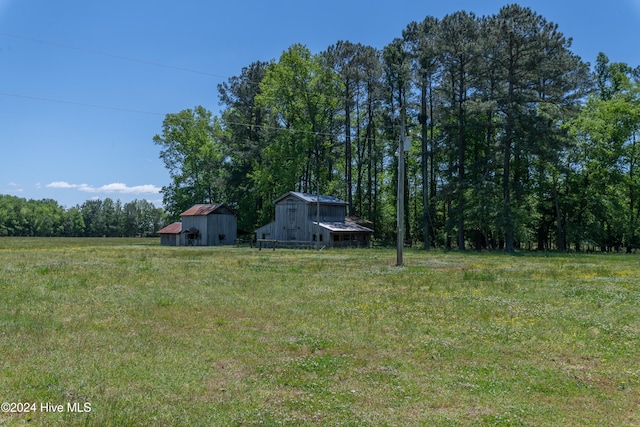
[1,238,639,426]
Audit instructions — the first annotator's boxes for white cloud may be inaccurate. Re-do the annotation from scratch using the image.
[47,181,78,189]
[4,182,24,193]
[97,183,162,194]
[47,181,161,195]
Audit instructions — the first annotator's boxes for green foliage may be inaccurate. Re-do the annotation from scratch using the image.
[567,53,640,251]
[254,44,341,198]
[0,195,165,237]
[150,7,638,251]
[218,61,269,231]
[154,106,227,219]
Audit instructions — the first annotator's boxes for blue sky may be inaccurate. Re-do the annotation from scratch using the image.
[1,0,639,208]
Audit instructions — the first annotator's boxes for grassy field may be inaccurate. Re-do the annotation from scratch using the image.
[0,238,639,426]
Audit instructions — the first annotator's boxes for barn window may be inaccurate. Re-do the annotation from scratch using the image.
[219,234,225,241]
[184,227,200,246]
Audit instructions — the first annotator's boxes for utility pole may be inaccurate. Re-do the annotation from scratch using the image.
[397,109,408,266]
[315,132,321,251]
[316,185,321,250]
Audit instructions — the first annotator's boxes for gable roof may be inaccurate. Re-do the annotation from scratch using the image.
[274,191,347,206]
[180,204,235,217]
[158,222,182,234]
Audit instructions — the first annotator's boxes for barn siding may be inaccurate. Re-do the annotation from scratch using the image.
[255,222,275,240]
[182,215,206,246]
[274,196,307,242]
[306,204,346,222]
[182,213,238,246]
[304,221,330,244]
[180,204,237,246]
[160,234,179,246]
[206,213,237,245]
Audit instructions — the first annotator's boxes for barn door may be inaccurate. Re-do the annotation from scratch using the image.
[287,200,296,228]
[286,199,297,241]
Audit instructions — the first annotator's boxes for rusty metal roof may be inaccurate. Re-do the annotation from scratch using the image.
[158,222,182,234]
[180,204,230,217]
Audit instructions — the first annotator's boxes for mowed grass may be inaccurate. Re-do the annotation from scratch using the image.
[1,238,639,426]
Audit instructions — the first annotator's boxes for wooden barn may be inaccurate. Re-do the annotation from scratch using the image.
[159,204,237,246]
[255,191,373,248]
[181,204,237,246]
[158,221,183,246]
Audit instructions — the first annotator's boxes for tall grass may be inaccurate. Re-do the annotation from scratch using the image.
[1,238,639,426]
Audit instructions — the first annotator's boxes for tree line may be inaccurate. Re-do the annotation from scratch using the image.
[154,4,640,252]
[0,194,165,237]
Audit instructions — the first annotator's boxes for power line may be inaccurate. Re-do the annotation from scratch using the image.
[222,119,338,139]
[0,91,343,139]
[0,91,164,116]
[0,31,231,80]
[0,31,233,116]
[0,32,352,138]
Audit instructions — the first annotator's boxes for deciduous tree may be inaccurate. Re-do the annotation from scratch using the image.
[153,106,226,219]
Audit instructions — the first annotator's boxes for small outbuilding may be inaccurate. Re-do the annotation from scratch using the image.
[159,204,237,246]
[158,221,183,246]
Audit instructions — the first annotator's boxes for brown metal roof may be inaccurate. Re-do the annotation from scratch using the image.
[158,222,182,234]
[180,204,227,217]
